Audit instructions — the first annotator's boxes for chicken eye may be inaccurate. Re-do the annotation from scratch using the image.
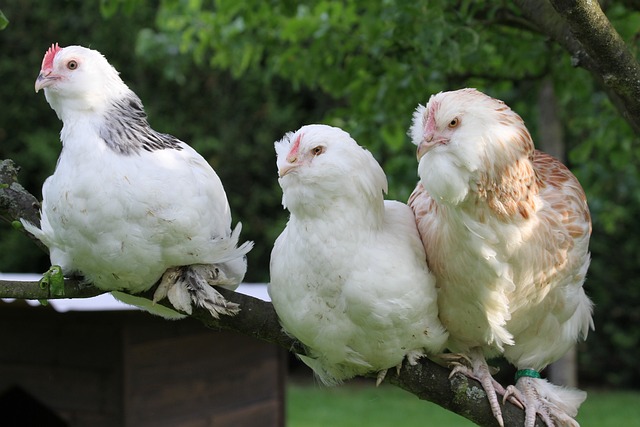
[67,60,78,70]
[448,118,459,128]
[312,146,325,156]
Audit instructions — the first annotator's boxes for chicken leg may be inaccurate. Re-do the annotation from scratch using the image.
[446,347,522,427]
[503,373,585,427]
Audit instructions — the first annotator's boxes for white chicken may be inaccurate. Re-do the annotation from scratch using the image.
[408,88,593,427]
[269,124,448,385]
[22,43,252,318]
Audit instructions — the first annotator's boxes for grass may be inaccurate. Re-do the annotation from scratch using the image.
[287,381,640,427]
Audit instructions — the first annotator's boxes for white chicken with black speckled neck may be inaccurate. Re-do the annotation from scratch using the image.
[22,43,252,319]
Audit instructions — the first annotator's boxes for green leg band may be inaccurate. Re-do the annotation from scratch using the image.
[515,369,541,382]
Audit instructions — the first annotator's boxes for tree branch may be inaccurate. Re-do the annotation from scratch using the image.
[0,277,104,300]
[549,0,640,128]
[0,159,543,425]
[515,0,640,135]
[0,159,48,252]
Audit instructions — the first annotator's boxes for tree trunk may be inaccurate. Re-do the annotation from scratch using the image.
[536,78,564,160]
[548,346,578,388]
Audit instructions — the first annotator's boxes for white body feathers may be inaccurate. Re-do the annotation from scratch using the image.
[27,132,243,294]
[269,124,447,384]
[25,45,250,314]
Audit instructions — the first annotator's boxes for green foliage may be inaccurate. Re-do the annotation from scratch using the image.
[145,0,558,199]
[99,0,144,17]
[0,9,8,30]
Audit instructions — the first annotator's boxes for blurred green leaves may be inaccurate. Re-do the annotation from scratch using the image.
[0,9,8,30]
[99,0,143,17]
[1,0,639,387]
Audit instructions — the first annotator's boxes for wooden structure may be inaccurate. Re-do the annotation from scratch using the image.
[0,299,286,426]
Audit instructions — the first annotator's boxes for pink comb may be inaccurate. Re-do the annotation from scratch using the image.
[287,132,303,161]
[41,43,62,72]
[423,100,440,135]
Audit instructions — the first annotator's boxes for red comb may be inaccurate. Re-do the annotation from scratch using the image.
[41,43,62,71]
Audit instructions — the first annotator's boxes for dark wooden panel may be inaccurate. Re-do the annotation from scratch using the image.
[0,305,125,426]
[211,399,284,427]
[123,322,285,427]
[0,303,285,427]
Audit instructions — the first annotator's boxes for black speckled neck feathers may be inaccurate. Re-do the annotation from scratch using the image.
[99,94,184,155]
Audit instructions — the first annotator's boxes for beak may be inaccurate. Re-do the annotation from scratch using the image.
[416,139,435,161]
[35,70,58,93]
[278,153,301,178]
[416,134,446,160]
[278,162,298,178]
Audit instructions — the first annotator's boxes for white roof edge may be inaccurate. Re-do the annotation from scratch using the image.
[0,273,270,312]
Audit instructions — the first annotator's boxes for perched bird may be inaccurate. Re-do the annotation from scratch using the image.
[22,43,252,318]
[408,88,593,427]
[269,124,448,385]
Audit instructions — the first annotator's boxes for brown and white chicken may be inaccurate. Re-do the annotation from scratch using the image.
[408,88,593,427]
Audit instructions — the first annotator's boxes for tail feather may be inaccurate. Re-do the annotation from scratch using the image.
[20,219,46,242]
[205,222,254,264]
[298,354,343,387]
